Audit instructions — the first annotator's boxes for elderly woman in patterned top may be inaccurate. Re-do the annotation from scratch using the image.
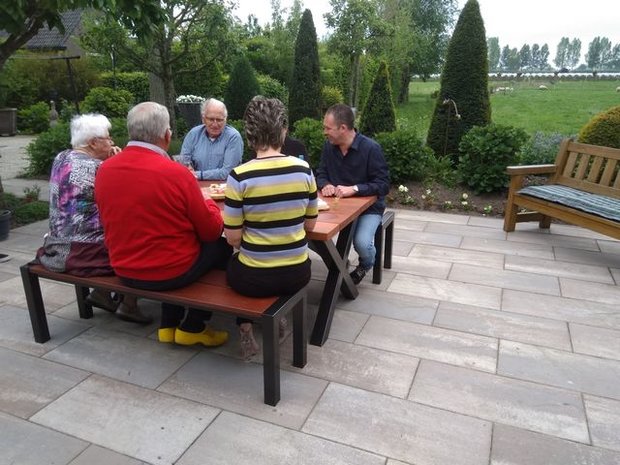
[36,113,150,323]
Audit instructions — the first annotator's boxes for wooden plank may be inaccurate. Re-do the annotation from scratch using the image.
[574,153,590,180]
[587,156,604,183]
[600,159,618,186]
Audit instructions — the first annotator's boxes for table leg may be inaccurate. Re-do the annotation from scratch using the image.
[309,221,359,346]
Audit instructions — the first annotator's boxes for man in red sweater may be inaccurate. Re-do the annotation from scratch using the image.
[95,101,231,346]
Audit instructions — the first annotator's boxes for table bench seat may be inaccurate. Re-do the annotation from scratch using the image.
[20,263,307,406]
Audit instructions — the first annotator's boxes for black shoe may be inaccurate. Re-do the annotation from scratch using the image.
[350,266,367,285]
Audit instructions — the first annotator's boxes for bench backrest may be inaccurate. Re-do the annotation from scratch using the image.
[552,139,620,198]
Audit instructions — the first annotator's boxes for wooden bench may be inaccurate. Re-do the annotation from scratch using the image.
[504,139,620,240]
[20,263,307,406]
[372,210,395,284]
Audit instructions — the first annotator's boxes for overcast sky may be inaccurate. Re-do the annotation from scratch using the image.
[233,0,620,63]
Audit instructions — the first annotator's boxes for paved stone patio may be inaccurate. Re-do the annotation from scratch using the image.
[1,140,620,464]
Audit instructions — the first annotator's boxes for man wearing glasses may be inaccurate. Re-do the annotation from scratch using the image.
[180,98,243,180]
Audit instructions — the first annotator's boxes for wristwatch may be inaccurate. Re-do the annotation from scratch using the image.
[352,185,359,193]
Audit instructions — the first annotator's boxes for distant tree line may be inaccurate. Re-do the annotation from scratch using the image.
[487,36,620,73]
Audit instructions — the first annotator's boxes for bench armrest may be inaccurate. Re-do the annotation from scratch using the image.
[506,164,557,176]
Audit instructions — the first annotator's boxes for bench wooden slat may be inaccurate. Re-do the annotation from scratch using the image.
[600,159,618,186]
[21,263,308,406]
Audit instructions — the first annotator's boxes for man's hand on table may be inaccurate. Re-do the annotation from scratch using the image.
[321,184,357,198]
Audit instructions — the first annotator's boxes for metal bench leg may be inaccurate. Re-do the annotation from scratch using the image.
[262,313,280,406]
[20,265,50,343]
[76,285,94,319]
[292,293,307,369]
[372,211,395,284]
[384,218,394,269]
[372,225,384,284]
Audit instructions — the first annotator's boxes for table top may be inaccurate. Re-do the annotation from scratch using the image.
[199,181,376,242]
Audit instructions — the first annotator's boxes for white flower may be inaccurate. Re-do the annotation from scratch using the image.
[398,185,408,193]
[421,195,426,200]
[444,201,452,206]
[176,94,206,103]
[461,193,469,200]
[461,201,468,206]
[425,189,432,195]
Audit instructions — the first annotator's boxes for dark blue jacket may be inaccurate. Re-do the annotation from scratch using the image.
[316,132,390,215]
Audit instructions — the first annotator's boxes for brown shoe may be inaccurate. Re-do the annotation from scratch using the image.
[239,323,259,361]
[116,302,152,324]
[85,289,119,312]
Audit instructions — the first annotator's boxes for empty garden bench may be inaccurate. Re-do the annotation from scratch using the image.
[504,139,620,240]
[20,263,307,406]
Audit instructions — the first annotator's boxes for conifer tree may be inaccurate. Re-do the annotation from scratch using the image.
[225,55,260,120]
[359,61,396,137]
[426,0,490,160]
[289,9,321,125]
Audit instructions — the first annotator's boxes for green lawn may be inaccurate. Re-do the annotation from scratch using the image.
[396,79,620,138]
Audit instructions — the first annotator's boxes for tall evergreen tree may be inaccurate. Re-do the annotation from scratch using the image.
[289,9,321,125]
[426,0,490,159]
[359,61,396,137]
[225,55,260,120]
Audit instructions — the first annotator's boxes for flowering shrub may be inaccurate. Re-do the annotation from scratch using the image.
[396,185,416,205]
[176,95,206,103]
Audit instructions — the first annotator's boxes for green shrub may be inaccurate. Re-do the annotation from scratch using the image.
[457,124,528,193]
[0,192,21,211]
[360,62,397,138]
[578,105,620,149]
[519,131,569,165]
[13,200,49,226]
[225,55,260,120]
[257,74,288,103]
[17,102,50,134]
[25,122,70,176]
[100,71,149,102]
[291,118,324,169]
[425,153,459,188]
[321,85,344,112]
[81,87,134,118]
[427,0,490,160]
[226,119,252,162]
[375,130,433,183]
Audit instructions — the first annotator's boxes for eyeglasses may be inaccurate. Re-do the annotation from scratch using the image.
[204,117,225,124]
[95,136,113,142]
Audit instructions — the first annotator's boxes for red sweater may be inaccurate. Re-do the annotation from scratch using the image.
[95,144,223,281]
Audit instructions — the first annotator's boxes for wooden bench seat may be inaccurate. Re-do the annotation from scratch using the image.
[504,139,620,240]
[20,263,307,406]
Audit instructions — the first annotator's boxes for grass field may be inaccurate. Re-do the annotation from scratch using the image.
[396,79,620,138]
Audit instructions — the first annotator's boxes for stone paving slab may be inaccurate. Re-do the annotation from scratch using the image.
[393,229,463,248]
[282,337,419,398]
[460,236,555,258]
[69,445,148,465]
[179,411,385,465]
[409,243,505,269]
[388,272,502,309]
[434,301,571,351]
[505,254,615,283]
[560,277,620,304]
[502,289,620,330]
[396,210,469,224]
[0,347,88,418]
[390,254,452,279]
[498,340,620,400]
[491,423,620,465]
[449,263,561,295]
[505,230,600,251]
[425,221,507,240]
[410,360,588,442]
[569,323,620,360]
[158,351,327,429]
[357,315,497,372]
[554,247,620,267]
[43,326,198,389]
[1,411,88,465]
[31,375,220,465]
[328,309,370,342]
[303,383,492,465]
[335,286,438,324]
[0,305,90,356]
[584,394,620,452]
[598,240,620,254]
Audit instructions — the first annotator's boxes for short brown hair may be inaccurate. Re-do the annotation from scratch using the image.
[326,103,354,130]
[243,96,288,152]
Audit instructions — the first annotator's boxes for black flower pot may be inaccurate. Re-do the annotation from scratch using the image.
[0,210,11,241]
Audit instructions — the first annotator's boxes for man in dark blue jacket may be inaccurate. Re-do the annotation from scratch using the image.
[316,104,390,284]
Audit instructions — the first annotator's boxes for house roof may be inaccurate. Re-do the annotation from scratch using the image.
[0,10,83,51]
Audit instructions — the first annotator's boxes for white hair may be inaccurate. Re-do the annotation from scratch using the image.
[127,102,170,143]
[201,98,228,118]
[70,114,112,148]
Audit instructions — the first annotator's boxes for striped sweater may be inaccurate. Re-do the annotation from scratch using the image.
[223,155,318,268]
